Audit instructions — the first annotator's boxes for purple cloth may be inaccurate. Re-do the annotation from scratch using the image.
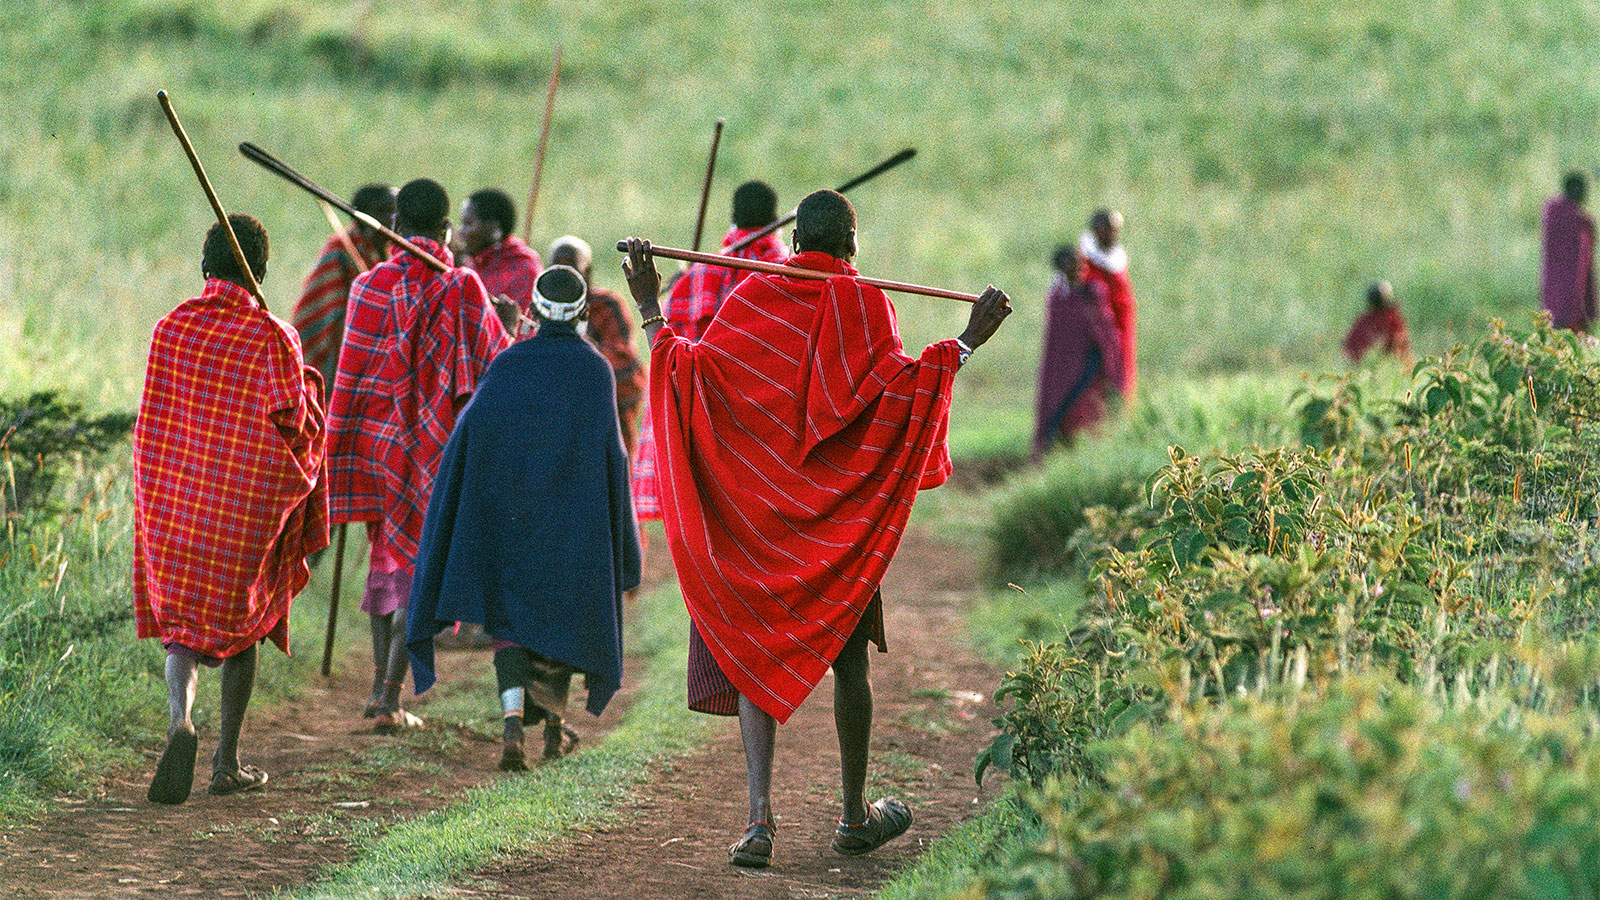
[361,569,413,616]
[164,642,226,668]
[1540,195,1596,331]
[1032,274,1125,460]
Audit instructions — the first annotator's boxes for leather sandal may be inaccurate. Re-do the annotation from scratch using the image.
[729,820,776,868]
[147,726,198,805]
[373,709,425,735]
[541,722,578,760]
[499,740,529,772]
[831,798,912,856]
[208,764,269,796]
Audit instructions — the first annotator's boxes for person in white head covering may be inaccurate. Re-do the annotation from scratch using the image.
[549,236,646,456]
[406,264,641,770]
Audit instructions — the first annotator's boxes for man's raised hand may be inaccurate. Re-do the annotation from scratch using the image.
[957,286,1013,350]
[622,238,662,317]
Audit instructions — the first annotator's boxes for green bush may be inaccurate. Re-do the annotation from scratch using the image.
[0,391,133,518]
[985,680,1600,900]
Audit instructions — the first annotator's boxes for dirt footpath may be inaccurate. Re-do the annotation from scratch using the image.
[451,530,1002,900]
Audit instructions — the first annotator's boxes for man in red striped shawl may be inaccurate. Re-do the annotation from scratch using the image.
[291,184,396,396]
[135,214,329,804]
[632,181,787,521]
[458,187,542,321]
[326,178,512,732]
[622,190,1012,868]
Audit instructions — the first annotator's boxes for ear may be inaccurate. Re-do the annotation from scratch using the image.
[847,230,858,257]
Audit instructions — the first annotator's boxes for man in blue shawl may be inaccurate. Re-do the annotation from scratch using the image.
[407,265,642,770]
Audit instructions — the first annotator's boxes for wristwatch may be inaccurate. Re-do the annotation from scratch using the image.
[955,338,974,367]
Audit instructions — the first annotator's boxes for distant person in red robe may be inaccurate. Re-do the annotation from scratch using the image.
[1031,244,1126,462]
[134,214,329,804]
[326,178,512,732]
[458,187,543,323]
[621,190,1013,869]
[1540,171,1596,333]
[549,235,646,456]
[632,180,787,523]
[1080,208,1136,394]
[1342,280,1412,365]
[291,183,395,397]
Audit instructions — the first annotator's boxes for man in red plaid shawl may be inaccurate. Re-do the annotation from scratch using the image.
[458,187,542,322]
[326,178,512,732]
[291,184,396,396]
[135,214,329,804]
[631,181,787,520]
[622,190,1012,868]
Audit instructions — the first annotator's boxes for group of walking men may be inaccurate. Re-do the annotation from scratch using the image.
[130,171,1012,868]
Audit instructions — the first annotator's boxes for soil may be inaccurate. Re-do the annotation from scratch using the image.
[0,529,1002,900]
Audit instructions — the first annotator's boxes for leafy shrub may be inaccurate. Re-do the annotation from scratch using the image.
[0,391,133,518]
[984,680,1600,900]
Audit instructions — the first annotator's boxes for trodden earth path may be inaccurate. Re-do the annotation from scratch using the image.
[450,528,1003,900]
[0,527,1003,900]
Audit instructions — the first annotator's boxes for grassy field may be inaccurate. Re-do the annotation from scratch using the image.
[5,0,1598,438]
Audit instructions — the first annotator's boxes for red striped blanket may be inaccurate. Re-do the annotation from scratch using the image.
[133,278,329,658]
[291,228,381,393]
[650,251,959,722]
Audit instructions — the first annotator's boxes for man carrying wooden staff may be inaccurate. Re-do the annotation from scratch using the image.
[325,178,512,732]
[631,180,786,524]
[620,189,1012,867]
[136,215,330,803]
[292,183,397,397]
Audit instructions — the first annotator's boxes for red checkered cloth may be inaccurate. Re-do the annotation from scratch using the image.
[650,251,960,722]
[133,278,330,658]
[291,227,381,394]
[585,286,646,454]
[467,236,542,314]
[632,226,788,518]
[325,238,511,568]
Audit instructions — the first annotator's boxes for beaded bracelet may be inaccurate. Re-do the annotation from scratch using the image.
[641,315,666,328]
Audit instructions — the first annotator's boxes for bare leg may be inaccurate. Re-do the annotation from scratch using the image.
[213,642,258,774]
[366,612,390,714]
[165,651,199,736]
[832,621,874,825]
[377,609,410,712]
[738,693,777,826]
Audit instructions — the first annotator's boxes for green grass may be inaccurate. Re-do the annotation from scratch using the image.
[875,793,1036,900]
[5,0,1597,444]
[276,581,709,900]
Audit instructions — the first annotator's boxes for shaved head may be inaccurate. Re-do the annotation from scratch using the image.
[793,190,856,259]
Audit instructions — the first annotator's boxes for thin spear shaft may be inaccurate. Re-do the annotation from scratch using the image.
[691,119,726,252]
[522,45,563,241]
[321,524,348,677]
[156,90,267,309]
[318,200,371,271]
[616,241,978,303]
[725,147,916,254]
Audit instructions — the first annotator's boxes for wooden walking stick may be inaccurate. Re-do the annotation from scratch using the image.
[521,44,563,242]
[691,119,726,252]
[156,90,267,310]
[321,524,348,677]
[725,147,917,254]
[616,241,979,303]
[319,199,372,271]
[238,142,449,274]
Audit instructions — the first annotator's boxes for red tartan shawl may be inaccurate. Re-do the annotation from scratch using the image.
[133,279,330,657]
[1342,306,1411,363]
[291,228,381,392]
[467,235,542,313]
[325,238,510,567]
[650,251,959,722]
[1082,260,1136,395]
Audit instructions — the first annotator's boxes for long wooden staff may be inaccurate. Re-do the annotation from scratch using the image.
[156,91,267,310]
[691,119,726,252]
[319,200,372,271]
[616,241,978,303]
[725,147,917,254]
[312,200,370,678]
[521,45,563,241]
[238,142,448,274]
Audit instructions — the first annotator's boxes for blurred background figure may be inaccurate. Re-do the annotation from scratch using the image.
[1031,244,1126,463]
[1079,208,1137,395]
[1540,171,1595,333]
[458,187,543,319]
[292,183,396,399]
[549,235,646,457]
[1342,280,1412,365]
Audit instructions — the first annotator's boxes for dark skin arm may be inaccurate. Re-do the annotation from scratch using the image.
[626,236,1014,354]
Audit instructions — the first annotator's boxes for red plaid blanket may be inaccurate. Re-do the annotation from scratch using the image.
[291,227,381,393]
[133,278,330,658]
[650,252,959,722]
[325,238,510,568]
[467,235,542,314]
